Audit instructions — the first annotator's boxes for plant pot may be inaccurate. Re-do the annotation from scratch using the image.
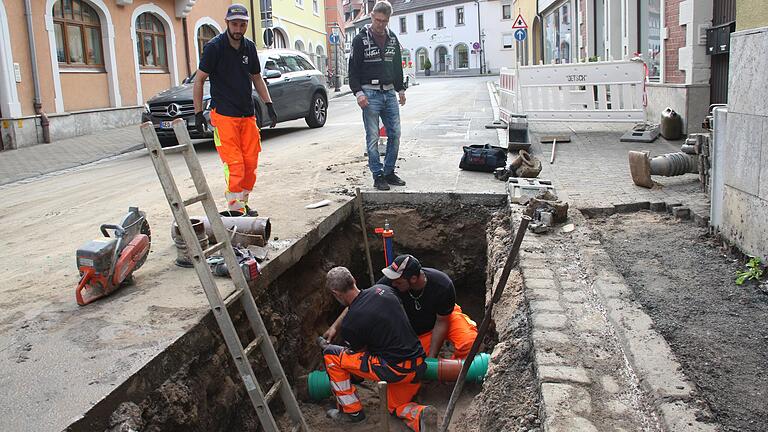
[425,69,431,76]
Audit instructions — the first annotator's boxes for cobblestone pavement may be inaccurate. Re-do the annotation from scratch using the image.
[0,86,352,187]
[517,210,718,432]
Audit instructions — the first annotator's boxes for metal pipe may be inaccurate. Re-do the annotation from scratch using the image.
[24,0,50,143]
[181,18,192,78]
[197,215,271,247]
[629,150,699,188]
[440,215,532,432]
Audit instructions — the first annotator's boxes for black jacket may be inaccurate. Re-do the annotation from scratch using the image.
[348,25,405,94]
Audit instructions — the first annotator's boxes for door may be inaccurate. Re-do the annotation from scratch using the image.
[262,55,292,124]
[279,54,314,118]
[435,46,447,72]
[710,0,736,104]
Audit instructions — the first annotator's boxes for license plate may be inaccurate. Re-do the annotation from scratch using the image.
[159,121,173,129]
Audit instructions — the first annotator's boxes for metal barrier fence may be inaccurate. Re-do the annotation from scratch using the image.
[499,60,646,123]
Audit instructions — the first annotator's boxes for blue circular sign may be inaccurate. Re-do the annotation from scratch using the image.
[514,29,527,42]
[329,33,340,45]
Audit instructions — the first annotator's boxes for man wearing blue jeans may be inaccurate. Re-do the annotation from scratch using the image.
[348,0,407,191]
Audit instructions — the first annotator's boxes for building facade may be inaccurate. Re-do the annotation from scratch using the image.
[325,0,348,84]
[249,0,328,73]
[0,0,232,150]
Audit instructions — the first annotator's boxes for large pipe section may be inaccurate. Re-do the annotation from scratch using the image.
[24,0,51,143]
[629,150,699,188]
[196,213,271,247]
[306,353,490,401]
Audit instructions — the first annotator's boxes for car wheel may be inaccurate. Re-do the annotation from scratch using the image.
[159,136,178,147]
[305,92,327,128]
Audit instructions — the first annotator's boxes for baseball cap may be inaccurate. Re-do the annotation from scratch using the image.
[382,254,422,280]
[226,4,250,21]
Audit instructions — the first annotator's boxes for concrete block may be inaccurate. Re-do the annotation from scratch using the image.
[545,416,599,432]
[532,312,568,329]
[538,365,592,385]
[623,329,694,400]
[729,29,768,117]
[520,258,549,269]
[600,375,620,394]
[761,116,768,201]
[523,268,555,279]
[666,203,683,214]
[530,300,564,313]
[672,206,691,220]
[721,186,768,262]
[562,290,587,303]
[605,298,654,332]
[571,310,605,333]
[658,401,719,432]
[528,289,559,300]
[532,329,570,346]
[724,112,762,196]
[614,202,650,213]
[594,280,632,299]
[650,202,667,212]
[559,281,585,291]
[525,278,557,290]
[535,349,571,366]
[541,382,592,416]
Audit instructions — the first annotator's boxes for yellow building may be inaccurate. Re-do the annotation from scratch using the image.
[246,0,328,73]
[509,0,539,66]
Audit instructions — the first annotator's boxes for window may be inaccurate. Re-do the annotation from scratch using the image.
[295,40,305,52]
[295,0,303,8]
[274,30,287,48]
[313,0,319,14]
[136,13,167,69]
[197,25,218,59]
[543,3,571,64]
[502,33,514,49]
[502,4,512,20]
[456,7,465,25]
[436,10,444,28]
[454,44,468,68]
[417,14,424,31]
[53,0,104,67]
[400,16,407,34]
[638,0,661,81]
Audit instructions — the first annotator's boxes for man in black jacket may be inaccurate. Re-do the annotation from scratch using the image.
[349,0,407,191]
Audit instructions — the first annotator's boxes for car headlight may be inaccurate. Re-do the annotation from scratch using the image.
[143,103,150,114]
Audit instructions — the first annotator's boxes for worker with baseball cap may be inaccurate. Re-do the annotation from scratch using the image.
[321,266,437,431]
[379,254,478,359]
[193,3,278,216]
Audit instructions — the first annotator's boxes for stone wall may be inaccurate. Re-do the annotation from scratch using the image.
[720,25,768,260]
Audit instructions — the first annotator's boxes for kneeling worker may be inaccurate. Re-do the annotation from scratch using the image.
[380,254,478,360]
[322,266,437,431]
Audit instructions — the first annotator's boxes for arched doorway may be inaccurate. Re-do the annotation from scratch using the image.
[315,44,326,74]
[415,47,427,71]
[453,43,468,69]
[435,46,448,72]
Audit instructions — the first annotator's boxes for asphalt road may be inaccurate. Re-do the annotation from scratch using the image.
[0,76,505,431]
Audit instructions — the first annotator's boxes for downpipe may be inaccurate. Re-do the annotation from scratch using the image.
[24,0,51,143]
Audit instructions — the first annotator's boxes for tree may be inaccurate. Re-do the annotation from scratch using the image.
[423,57,432,71]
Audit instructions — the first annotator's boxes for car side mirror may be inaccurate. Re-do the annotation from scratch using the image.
[264,70,282,80]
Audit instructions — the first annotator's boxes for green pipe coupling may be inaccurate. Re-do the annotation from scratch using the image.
[307,353,490,401]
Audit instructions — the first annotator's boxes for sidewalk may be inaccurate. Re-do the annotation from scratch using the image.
[0,88,353,187]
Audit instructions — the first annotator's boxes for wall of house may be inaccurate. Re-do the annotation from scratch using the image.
[718,12,768,260]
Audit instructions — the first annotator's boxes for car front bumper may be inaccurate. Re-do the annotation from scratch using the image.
[141,111,213,140]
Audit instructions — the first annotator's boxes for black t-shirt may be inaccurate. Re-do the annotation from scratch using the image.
[377,268,456,335]
[340,285,425,364]
[198,33,261,117]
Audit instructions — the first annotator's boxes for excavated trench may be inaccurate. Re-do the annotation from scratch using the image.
[75,193,538,432]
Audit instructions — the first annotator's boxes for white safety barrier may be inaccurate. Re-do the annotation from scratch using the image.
[499,60,646,123]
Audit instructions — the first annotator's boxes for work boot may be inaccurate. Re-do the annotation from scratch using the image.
[243,205,259,217]
[419,405,438,432]
[373,174,390,191]
[326,408,366,424]
[384,173,406,186]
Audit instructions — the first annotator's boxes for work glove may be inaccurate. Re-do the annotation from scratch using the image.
[195,111,208,134]
[266,102,278,128]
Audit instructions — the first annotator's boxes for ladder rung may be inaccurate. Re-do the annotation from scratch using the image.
[243,334,264,357]
[182,192,207,207]
[223,288,245,307]
[161,142,189,154]
[203,241,225,257]
[264,378,283,405]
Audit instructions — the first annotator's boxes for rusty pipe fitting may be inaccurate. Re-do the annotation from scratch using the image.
[170,219,209,267]
[510,149,534,169]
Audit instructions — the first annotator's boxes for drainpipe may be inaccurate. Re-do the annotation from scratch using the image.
[24,0,51,143]
[475,0,484,74]
[182,18,192,78]
[250,0,257,42]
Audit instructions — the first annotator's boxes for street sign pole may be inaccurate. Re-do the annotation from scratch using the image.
[332,26,341,92]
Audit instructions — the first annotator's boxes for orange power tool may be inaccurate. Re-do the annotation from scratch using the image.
[75,207,151,306]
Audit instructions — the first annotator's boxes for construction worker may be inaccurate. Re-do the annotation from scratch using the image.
[193,4,277,216]
[348,0,407,191]
[321,266,437,431]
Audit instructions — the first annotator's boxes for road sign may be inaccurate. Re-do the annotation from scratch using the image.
[263,28,274,47]
[514,29,527,42]
[472,42,481,50]
[512,14,528,29]
[329,33,340,45]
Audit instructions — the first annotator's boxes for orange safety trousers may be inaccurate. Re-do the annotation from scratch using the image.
[322,344,429,432]
[417,305,478,360]
[210,109,261,210]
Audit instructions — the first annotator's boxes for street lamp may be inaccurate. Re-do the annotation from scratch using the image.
[332,24,341,92]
